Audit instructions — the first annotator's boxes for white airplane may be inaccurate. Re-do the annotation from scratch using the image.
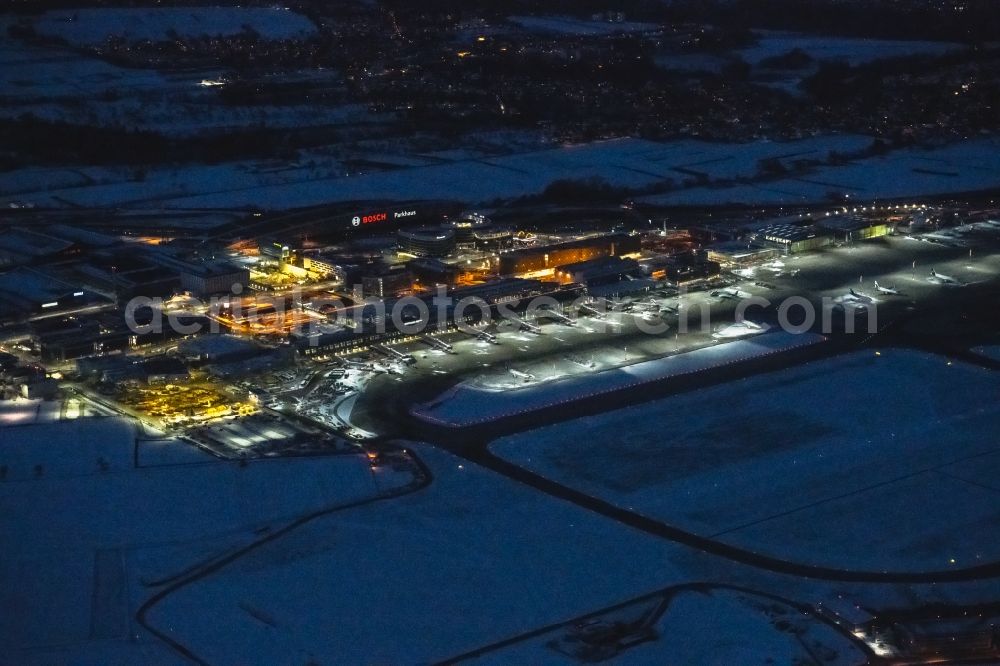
[711,287,752,300]
[874,281,900,295]
[929,269,962,285]
[477,330,499,344]
[848,288,874,303]
[507,367,535,383]
[712,320,770,339]
[837,288,875,311]
[517,318,543,334]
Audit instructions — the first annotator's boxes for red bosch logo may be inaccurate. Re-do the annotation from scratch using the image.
[362,212,387,224]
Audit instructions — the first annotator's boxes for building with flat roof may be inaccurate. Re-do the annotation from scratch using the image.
[753,223,832,254]
[259,239,293,262]
[0,228,77,268]
[358,266,412,299]
[555,256,641,287]
[498,233,641,276]
[707,241,780,267]
[178,261,250,296]
[448,278,551,305]
[408,257,460,286]
[818,215,893,242]
[0,267,96,319]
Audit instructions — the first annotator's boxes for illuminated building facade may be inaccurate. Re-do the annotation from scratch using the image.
[755,223,833,255]
[498,233,640,276]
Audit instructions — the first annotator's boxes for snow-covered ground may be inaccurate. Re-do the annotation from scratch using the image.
[2,97,373,138]
[637,590,862,664]
[32,7,316,45]
[414,331,825,427]
[136,445,691,664]
[0,38,170,99]
[0,24,365,138]
[508,15,661,36]
[740,31,963,67]
[477,587,866,665]
[2,134,872,211]
[492,349,1000,572]
[971,345,1000,362]
[0,417,401,661]
[7,130,999,212]
[640,138,1000,206]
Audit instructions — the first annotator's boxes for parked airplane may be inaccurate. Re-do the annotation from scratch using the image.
[507,367,535,382]
[837,288,875,310]
[711,287,752,300]
[929,269,962,285]
[874,281,900,295]
[712,320,770,339]
[848,288,874,303]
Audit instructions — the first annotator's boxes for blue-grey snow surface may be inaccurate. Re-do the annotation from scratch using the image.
[33,7,316,44]
[492,349,1000,571]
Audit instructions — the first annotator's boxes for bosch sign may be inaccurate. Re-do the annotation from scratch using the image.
[350,209,419,227]
[361,212,388,224]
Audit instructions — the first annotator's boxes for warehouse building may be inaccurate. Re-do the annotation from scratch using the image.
[357,265,412,299]
[498,233,641,276]
[408,257,459,286]
[0,228,78,268]
[0,267,97,320]
[178,261,250,296]
[659,250,722,284]
[754,223,833,255]
[707,241,781,268]
[554,256,641,287]
[818,215,894,242]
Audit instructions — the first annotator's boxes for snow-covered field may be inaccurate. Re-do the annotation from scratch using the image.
[6,127,999,211]
[33,7,316,45]
[0,417,401,661]
[492,349,1000,572]
[740,31,963,67]
[640,138,1000,206]
[2,134,872,211]
[0,23,363,138]
[971,345,1000,362]
[509,15,661,36]
[414,331,825,427]
[478,587,866,665]
[0,38,170,99]
[136,445,690,664]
